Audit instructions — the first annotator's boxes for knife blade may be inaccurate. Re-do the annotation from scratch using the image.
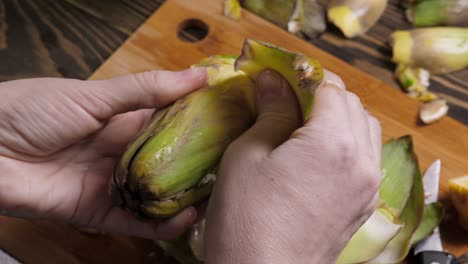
[414,160,458,264]
[0,249,21,264]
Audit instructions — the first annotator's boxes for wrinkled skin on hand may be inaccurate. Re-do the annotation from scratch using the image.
[0,68,207,240]
[204,70,382,264]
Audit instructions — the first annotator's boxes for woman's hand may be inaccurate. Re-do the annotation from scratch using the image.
[205,70,382,264]
[0,68,206,240]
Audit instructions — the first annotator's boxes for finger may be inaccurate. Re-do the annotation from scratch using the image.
[303,70,348,129]
[321,70,346,92]
[229,70,301,158]
[344,91,373,156]
[367,114,382,167]
[96,206,197,241]
[92,109,154,156]
[154,207,198,240]
[81,68,207,121]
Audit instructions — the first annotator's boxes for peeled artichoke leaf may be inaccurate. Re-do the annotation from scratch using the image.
[366,136,425,263]
[336,208,403,263]
[410,202,443,247]
[235,39,323,121]
[379,136,418,216]
[287,0,305,33]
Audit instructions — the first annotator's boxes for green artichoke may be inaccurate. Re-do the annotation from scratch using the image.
[110,39,323,219]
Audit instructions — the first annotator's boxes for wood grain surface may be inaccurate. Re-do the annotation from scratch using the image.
[0,0,466,124]
[0,0,162,80]
[0,0,467,264]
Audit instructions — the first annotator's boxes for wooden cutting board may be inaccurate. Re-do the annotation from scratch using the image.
[91,0,468,253]
[0,0,466,263]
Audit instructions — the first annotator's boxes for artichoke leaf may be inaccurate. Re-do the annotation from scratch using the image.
[366,136,425,263]
[336,208,403,263]
[410,202,443,247]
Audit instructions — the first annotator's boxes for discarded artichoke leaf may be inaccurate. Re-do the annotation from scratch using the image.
[241,0,326,38]
[223,0,242,20]
[448,175,468,231]
[394,64,438,103]
[243,0,295,28]
[407,0,468,27]
[391,27,468,74]
[419,99,449,125]
[327,0,388,38]
[367,136,425,263]
[336,208,403,263]
[410,202,444,247]
[379,136,418,215]
[288,0,304,34]
[301,0,327,38]
[418,91,438,103]
[395,64,430,94]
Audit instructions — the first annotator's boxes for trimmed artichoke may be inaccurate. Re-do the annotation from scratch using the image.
[327,0,388,38]
[406,0,468,27]
[110,39,323,219]
[390,27,468,74]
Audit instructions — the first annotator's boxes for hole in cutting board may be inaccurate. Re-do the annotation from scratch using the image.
[177,19,209,42]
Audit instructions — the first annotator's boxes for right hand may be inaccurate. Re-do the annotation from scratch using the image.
[204,69,382,264]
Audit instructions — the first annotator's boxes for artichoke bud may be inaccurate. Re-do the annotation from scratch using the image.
[111,39,324,219]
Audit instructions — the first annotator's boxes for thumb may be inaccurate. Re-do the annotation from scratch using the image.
[82,68,207,120]
[232,70,301,157]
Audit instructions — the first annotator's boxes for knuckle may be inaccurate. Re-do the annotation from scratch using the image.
[360,165,381,194]
[334,136,357,166]
[346,92,362,106]
[368,115,379,125]
[368,115,381,130]
[363,193,380,217]
[132,71,161,102]
[365,171,381,193]
[133,71,154,91]
[224,139,261,163]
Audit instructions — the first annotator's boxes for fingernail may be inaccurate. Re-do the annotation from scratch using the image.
[256,70,285,100]
[186,206,197,222]
[183,67,207,80]
[324,80,345,90]
[323,70,346,91]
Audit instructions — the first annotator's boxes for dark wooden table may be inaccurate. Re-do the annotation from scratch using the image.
[0,0,467,124]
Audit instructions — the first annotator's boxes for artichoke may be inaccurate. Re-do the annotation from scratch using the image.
[224,0,327,38]
[110,39,323,219]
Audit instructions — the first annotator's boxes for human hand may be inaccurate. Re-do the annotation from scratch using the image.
[0,68,206,240]
[204,70,382,263]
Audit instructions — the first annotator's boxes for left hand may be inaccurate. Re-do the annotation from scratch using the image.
[0,68,206,240]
